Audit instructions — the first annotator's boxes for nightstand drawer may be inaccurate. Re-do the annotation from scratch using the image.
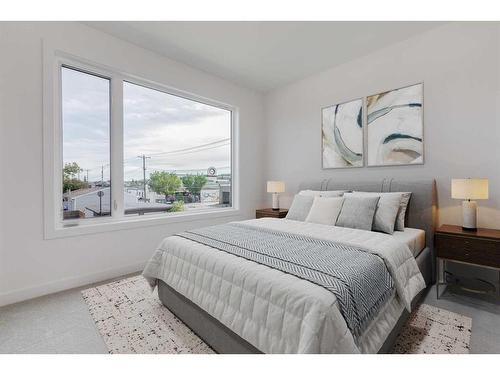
[436,234,500,268]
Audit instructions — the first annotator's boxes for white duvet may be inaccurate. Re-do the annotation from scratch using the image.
[143,218,425,353]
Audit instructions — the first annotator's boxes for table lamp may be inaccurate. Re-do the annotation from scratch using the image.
[451,178,489,231]
[267,181,285,210]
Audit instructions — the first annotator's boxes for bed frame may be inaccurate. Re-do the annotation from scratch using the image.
[158,178,437,354]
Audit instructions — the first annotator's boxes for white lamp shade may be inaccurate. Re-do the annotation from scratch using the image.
[451,178,489,200]
[267,181,285,193]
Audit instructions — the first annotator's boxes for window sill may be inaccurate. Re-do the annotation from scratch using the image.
[44,208,241,239]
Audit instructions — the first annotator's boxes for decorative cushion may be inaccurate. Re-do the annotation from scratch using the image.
[305,197,345,225]
[286,195,314,221]
[298,190,347,197]
[345,192,403,234]
[335,196,380,231]
[395,192,412,231]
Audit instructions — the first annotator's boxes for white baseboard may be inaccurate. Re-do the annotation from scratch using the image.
[0,261,146,307]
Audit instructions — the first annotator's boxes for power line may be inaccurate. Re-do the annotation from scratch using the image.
[146,138,230,157]
[123,143,230,165]
[122,140,230,164]
[127,166,231,176]
[80,138,230,172]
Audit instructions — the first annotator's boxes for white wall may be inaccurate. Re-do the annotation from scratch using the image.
[264,22,500,230]
[0,22,266,306]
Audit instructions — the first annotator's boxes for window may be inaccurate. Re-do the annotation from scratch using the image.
[61,67,111,220]
[123,82,232,216]
[45,52,236,236]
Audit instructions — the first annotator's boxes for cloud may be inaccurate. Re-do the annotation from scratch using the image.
[62,69,231,183]
[123,82,225,131]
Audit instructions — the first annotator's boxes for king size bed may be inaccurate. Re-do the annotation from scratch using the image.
[143,178,437,354]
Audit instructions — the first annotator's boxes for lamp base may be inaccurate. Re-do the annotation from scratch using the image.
[462,226,478,232]
[272,193,280,210]
[462,200,477,230]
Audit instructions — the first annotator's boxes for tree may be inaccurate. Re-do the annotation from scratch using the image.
[148,171,181,201]
[63,162,86,193]
[63,162,82,179]
[181,174,208,198]
[63,178,87,193]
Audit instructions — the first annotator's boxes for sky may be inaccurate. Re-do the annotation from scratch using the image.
[62,67,231,183]
[62,67,111,182]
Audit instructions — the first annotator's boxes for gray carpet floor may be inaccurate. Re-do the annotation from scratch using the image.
[1,277,499,354]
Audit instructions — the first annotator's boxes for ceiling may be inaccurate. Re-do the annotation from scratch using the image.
[85,21,444,92]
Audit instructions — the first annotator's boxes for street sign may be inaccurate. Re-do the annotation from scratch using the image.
[207,167,217,176]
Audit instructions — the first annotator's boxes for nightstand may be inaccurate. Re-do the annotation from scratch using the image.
[435,224,500,299]
[256,208,288,219]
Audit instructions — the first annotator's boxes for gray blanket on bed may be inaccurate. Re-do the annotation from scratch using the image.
[176,222,395,338]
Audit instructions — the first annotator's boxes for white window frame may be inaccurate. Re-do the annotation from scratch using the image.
[43,47,239,239]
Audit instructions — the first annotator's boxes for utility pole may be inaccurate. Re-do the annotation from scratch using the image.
[84,169,90,183]
[101,165,104,187]
[137,154,151,201]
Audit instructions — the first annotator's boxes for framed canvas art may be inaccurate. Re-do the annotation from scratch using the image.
[322,98,363,169]
[367,83,424,166]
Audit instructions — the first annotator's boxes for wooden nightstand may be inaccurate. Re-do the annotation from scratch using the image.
[256,208,288,219]
[435,224,500,299]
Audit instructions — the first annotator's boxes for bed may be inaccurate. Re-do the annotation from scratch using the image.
[143,178,437,354]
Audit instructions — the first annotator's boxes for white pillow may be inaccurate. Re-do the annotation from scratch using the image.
[305,197,345,225]
[345,192,402,234]
[298,190,347,198]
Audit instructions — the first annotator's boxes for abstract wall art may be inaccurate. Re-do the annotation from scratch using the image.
[366,83,423,166]
[322,98,363,169]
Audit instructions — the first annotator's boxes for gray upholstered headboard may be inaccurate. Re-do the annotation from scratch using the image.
[298,177,438,255]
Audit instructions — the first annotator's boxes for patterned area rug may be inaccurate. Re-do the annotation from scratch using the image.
[82,276,214,354]
[82,276,471,354]
[392,303,472,354]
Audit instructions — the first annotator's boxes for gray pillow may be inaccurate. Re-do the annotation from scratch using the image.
[344,192,402,234]
[395,192,412,231]
[336,196,380,231]
[286,194,314,221]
